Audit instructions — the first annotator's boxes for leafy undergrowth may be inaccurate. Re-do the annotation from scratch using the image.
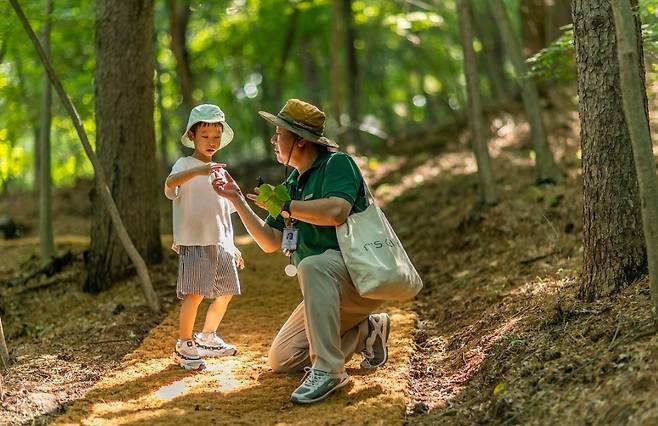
[381,107,658,425]
[0,235,180,424]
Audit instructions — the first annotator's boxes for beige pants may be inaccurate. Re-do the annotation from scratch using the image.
[268,249,383,374]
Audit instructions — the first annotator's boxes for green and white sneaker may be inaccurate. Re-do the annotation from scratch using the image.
[193,332,238,357]
[360,313,391,369]
[172,339,206,370]
[290,368,351,404]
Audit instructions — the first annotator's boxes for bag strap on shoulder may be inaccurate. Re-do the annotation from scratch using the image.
[324,152,377,210]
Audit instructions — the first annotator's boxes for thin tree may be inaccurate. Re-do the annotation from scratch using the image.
[457,0,498,207]
[342,0,361,145]
[520,0,546,57]
[490,0,562,184]
[258,6,299,150]
[9,0,160,313]
[155,36,171,181]
[572,0,647,301]
[169,0,193,112]
[12,45,41,194]
[38,0,55,263]
[611,0,658,326]
[546,0,572,43]
[473,3,514,105]
[86,0,163,295]
[330,0,343,125]
[300,39,320,106]
[0,316,9,372]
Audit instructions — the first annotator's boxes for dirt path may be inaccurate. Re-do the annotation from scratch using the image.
[51,240,417,425]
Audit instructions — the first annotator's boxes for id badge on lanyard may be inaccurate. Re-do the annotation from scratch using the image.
[282,224,299,277]
[282,226,298,252]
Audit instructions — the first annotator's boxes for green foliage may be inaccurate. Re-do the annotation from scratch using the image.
[526,26,575,82]
[0,0,554,191]
[1,0,95,190]
[527,1,658,81]
[255,183,290,218]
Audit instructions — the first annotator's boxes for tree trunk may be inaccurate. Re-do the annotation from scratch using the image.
[0,39,6,63]
[169,0,193,155]
[572,0,647,301]
[330,0,342,125]
[155,47,171,181]
[342,0,361,145]
[611,0,658,325]
[9,0,160,312]
[0,316,9,372]
[490,0,562,184]
[38,0,55,263]
[169,0,193,111]
[87,0,163,293]
[33,126,40,193]
[473,3,515,104]
[258,7,299,152]
[300,39,320,106]
[520,0,547,57]
[13,50,41,192]
[458,0,498,206]
[546,0,572,43]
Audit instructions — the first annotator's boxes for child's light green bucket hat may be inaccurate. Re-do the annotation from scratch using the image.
[181,104,234,149]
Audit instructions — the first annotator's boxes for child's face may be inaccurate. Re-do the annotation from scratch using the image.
[189,123,223,160]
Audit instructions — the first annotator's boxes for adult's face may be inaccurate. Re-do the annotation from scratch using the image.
[271,126,298,166]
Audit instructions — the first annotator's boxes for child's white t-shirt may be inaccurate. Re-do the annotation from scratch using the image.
[164,156,237,255]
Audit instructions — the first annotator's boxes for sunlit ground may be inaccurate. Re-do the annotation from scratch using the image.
[52,242,417,425]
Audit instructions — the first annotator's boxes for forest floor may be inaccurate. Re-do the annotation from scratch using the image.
[1,96,658,425]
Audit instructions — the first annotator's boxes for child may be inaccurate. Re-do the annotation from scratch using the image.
[164,104,244,370]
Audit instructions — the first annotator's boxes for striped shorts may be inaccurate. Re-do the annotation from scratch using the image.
[176,245,241,300]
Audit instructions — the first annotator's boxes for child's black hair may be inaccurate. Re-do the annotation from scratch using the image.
[189,121,223,135]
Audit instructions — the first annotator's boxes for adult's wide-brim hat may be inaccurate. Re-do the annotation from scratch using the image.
[258,99,339,148]
[181,104,234,149]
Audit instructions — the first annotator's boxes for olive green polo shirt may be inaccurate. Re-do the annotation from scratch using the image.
[265,150,368,265]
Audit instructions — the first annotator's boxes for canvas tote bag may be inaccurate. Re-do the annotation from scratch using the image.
[336,181,423,301]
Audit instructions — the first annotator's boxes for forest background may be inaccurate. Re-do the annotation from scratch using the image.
[1,0,658,424]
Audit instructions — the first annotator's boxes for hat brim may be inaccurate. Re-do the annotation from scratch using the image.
[258,111,339,148]
[180,119,234,149]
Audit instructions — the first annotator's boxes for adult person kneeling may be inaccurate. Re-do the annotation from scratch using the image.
[212,98,391,404]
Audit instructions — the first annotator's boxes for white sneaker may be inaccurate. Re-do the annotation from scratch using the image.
[193,332,238,357]
[360,313,391,369]
[172,339,206,370]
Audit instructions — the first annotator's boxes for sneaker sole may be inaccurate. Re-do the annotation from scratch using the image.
[360,313,391,369]
[290,376,352,404]
[198,348,238,358]
[172,353,206,370]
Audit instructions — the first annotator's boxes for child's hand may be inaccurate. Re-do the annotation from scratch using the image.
[198,162,226,176]
[234,249,245,270]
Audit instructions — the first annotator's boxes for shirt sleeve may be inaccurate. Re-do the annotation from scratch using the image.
[321,153,362,205]
[164,158,186,200]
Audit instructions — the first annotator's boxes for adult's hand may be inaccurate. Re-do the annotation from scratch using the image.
[246,186,268,212]
[212,170,243,202]
[213,172,283,254]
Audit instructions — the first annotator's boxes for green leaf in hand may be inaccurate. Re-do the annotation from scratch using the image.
[255,183,291,218]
